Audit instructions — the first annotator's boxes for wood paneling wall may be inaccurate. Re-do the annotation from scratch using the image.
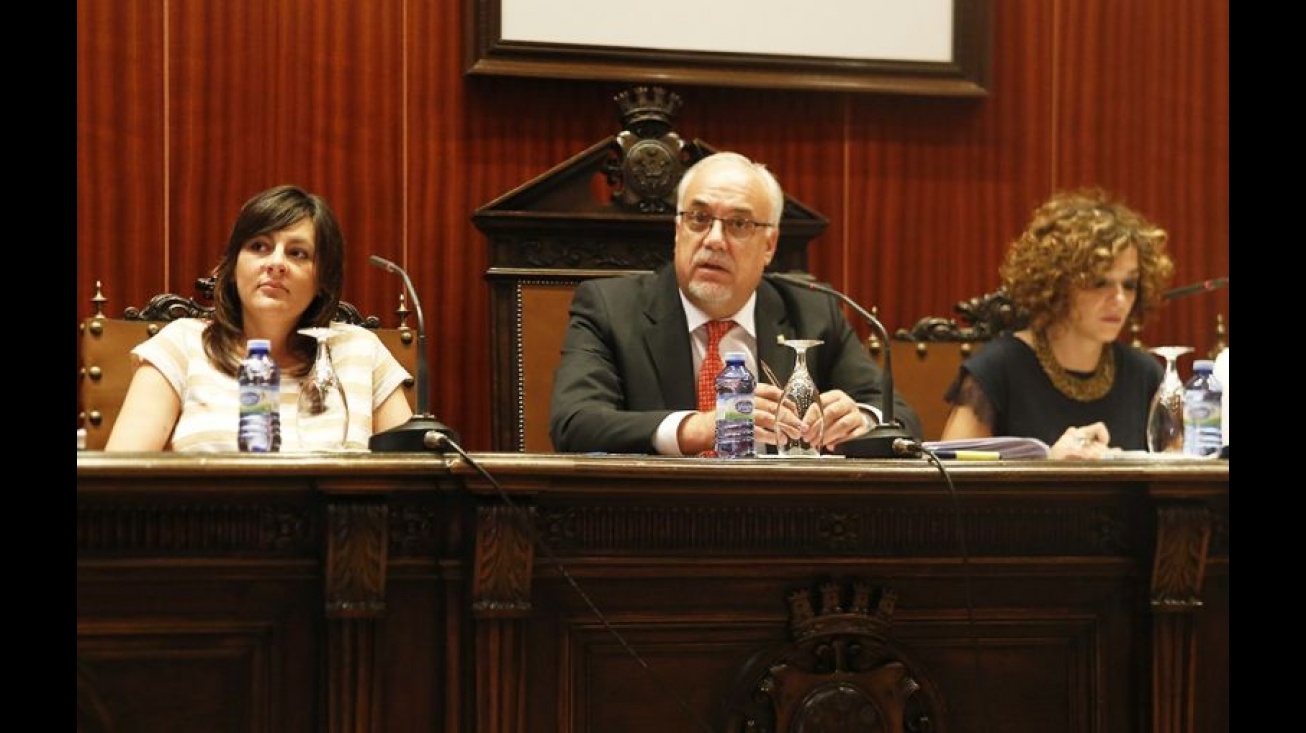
[77,0,1230,452]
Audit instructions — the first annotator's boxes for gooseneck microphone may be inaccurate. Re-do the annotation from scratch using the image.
[766,272,917,458]
[367,255,459,452]
[1164,276,1228,301]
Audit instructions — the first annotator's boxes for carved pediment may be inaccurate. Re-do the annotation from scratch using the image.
[474,86,828,275]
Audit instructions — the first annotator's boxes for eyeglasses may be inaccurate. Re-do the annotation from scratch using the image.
[678,210,775,241]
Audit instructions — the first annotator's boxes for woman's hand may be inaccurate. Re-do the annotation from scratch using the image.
[1049,421,1114,460]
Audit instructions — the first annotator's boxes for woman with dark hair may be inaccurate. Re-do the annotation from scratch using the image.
[940,189,1175,459]
[107,185,413,451]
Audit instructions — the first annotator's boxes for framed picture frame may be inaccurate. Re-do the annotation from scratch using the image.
[465,0,989,97]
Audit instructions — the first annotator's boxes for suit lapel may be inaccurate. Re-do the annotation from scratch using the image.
[642,268,697,409]
[756,279,798,385]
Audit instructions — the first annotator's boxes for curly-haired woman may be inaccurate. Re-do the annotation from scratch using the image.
[940,189,1175,459]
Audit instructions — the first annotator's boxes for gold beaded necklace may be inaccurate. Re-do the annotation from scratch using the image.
[1033,331,1115,402]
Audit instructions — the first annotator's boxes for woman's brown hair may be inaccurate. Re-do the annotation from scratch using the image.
[203,185,346,377]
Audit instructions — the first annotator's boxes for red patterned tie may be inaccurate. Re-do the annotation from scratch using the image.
[697,320,734,414]
[697,320,735,456]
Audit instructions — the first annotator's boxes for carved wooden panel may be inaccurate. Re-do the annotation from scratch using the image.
[77,621,275,733]
[724,581,943,733]
[78,454,1229,733]
[535,577,1107,733]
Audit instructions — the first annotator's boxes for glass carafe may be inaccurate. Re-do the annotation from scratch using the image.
[775,339,825,457]
[1146,346,1193,453]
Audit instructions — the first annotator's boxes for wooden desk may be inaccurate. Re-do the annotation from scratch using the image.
[77,453,1228,733]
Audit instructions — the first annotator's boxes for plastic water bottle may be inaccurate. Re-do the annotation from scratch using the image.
[1182,359,1222,457]
[238,338,282,452]
[1213,347,1229,446]
[714,351,756,458]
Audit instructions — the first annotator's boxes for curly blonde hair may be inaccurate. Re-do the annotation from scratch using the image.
[1000,189,1175,333]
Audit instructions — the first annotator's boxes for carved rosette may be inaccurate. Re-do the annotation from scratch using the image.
[388,502,448,556]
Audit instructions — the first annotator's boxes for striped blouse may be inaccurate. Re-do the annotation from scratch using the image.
[132,318,411,452]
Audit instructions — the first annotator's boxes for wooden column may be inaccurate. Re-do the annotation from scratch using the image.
[1149,503,1212,733]
[472,504,536,733]
[324,501,389,733]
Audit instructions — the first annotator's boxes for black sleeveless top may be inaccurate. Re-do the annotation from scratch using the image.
[944,334,1163,450]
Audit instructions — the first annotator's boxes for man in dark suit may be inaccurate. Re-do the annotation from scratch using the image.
[549,151,922,455]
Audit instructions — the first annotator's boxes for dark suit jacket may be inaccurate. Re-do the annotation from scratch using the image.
[549,266,922,453]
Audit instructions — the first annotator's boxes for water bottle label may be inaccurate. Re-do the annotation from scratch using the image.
[717,394,754,421]
[715,396,755,458]
[239,385,278,452]
[1183,393,1222,456]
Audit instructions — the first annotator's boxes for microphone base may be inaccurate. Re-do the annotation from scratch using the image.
[368,415,460,453]
[834,423,918,459]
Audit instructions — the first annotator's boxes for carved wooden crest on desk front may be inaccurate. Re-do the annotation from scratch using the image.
[723,579,944,733]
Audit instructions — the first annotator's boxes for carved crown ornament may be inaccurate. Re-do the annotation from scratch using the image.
[787,579,895,643]
[603,85,703,213]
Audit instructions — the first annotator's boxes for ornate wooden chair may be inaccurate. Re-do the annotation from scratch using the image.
[77,278,418,450]
[865,289,1022,441]
[721,579,944,733]
[477,86,830,452]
